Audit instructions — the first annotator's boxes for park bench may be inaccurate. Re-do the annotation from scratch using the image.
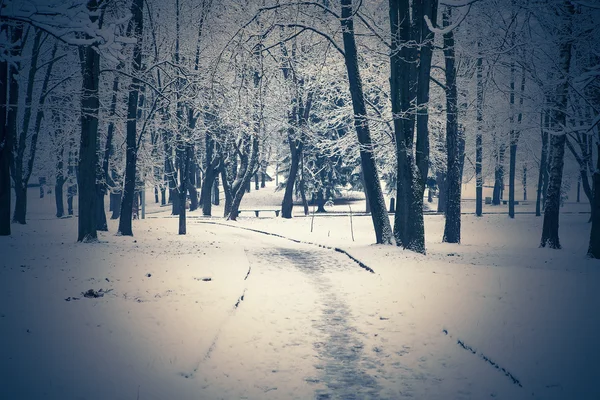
[502,200,519,205]
[237,209,280,217]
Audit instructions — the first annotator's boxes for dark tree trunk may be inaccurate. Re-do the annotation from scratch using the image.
[437,171,447,213]
[316,190,326,213]
[178,146,189,235]
[77,2,102,242]
[540,5,573,249]
[212,175,219,206]
[0,33,9,235]
[13,186,26,225]
[535,126,549,216]
[300,179,309,216]
[492,144,506,205]
[476,54,483,217]
[200,133,217,216]
[11,30,44,226]
[117,0,143,236]
[442,9,461,244]
[160,187,166,205]
[67,185,75,216]
[155,186,159,203]
[281,130,301,219]
[55,176,65,218]
[508,141,517,217]
[201,163,217,216]
[361,169,371,214]
[261,170,266,188]
[389,0,437,252]
[254,173,259,190]
[587,143,600,258]
[110,193,121,219]
[228,136,259,221]
[96,185,107,231]
[220,162,233,217]
[523,164,527,201]
[341,0,393,245]
[189,179,199,211]
[101,75,119,224]
[508,65,526,219]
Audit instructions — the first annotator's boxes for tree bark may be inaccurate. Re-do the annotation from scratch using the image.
[587,143,600,257]
[77,1,102,242]
[341,0,393,245]
[475,53,483,217]
[508,65,526,219]
[442,9,461,244]
[535,121,549,216]
[0,22,17,235]
[281,126,301,218]
[117,0,144,236]
[540,2,573,249]
[492,144,506,205]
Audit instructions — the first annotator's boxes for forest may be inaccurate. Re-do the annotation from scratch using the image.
[0,0,598,253]
[1,1,599,399]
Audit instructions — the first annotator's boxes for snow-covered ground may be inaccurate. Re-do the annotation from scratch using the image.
[1,186,598,399]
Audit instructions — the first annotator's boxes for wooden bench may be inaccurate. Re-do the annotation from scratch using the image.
[237,209,280,217]
[502,200,519,205]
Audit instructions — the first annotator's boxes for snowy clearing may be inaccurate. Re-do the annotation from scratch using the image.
[1,189,598,400]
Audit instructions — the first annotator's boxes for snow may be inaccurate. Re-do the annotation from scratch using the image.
[1,186,598,399]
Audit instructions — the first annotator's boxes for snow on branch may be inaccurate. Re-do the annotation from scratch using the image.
[424,4,472,35]
[0,0,134,60]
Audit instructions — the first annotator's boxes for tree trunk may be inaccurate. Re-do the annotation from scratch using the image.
[535,126,549,216]
[67,185,75,216]
[587,143,600,257]
[523,164,527,201]
[492,144,506,205]
[437,171,447,213]
[540,4,573,249]
[212,175,219,206]
[254,172,259,190]
[442,9,461,244]
[281,130,301,219]
[55,175,65,218]
[0,40,9,235]
[316,190,326,213]
[341,0,393,245]
[96,185,107,231]
[117,0,143,236]
[13,185,27,225]
[178,146,189,235]
[220,162,233,217]
[77,2,102,242]
[508,65,526,219]
[476,54,483,217]
[228,136,259,221]
[110,193,121,219]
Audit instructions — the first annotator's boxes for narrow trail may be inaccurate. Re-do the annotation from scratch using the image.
[193,225,383,399]
[267,247,381,399]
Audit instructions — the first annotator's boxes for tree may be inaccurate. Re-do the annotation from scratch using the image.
[389,0,438,252]
[540,0,574,249]
[442,7,462,244]
[0,21,18,236]
[117,0,144,236]
[340,0,393,244]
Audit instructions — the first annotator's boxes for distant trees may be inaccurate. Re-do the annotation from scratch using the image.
[1,0,598,258]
